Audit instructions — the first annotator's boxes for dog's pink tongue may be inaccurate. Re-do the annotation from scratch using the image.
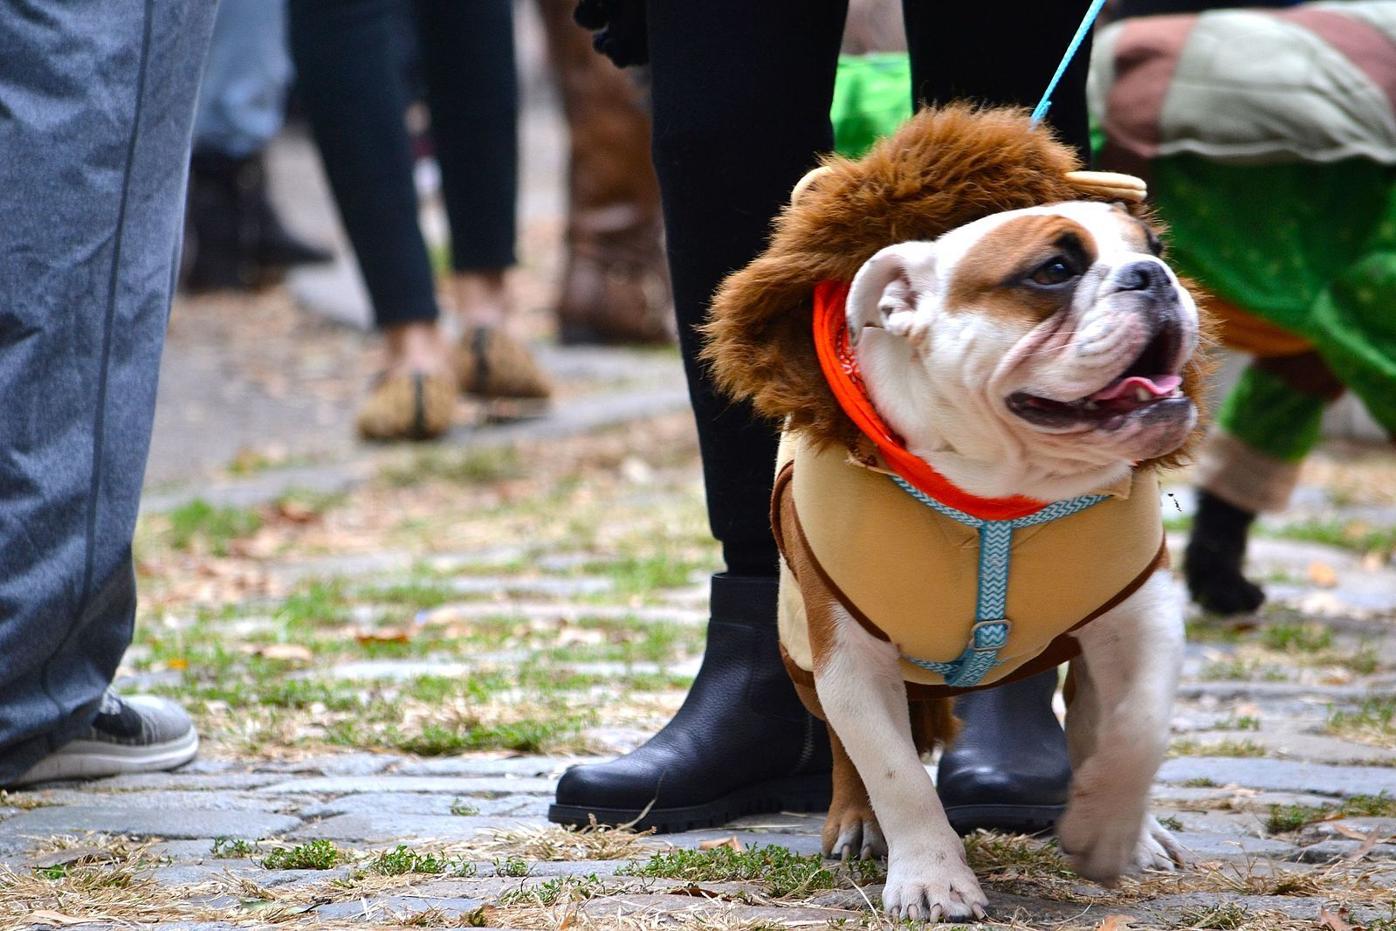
[1090,374,1182,401]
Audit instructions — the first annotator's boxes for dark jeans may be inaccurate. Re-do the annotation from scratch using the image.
[289,0,519,328]
[0,0,217,783]
[646,0,1094,579]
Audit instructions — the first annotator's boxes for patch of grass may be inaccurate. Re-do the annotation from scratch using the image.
[356,580,458,610]
[1185,620,1246,644]
[963,832,1074,879]
[370,845,474,877]
[260,839,344,870]
[1169,738,1266,758]
[1265,803,1328,834]
[211,837,258,858]
[584,552,704,596]
[496,875,607,908]
[1261,622,1333,653]
[492,855,530,877]
[1200,659,1258,681]
[1327,697,1396,744]
[1205,715,1260,732]
[450,799,480,817]
[618,844,835,898]
[381,446,524,488]
[34,864,69,880]
[1159,815,1185,832]
[1180,777,1219,788]
[1263,792,1396,834]
[1174,902,1249,930]
[165,499,262,556]
[385,715,591,756]
[1270,518,1396,556]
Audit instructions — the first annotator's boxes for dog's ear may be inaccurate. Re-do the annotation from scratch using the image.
[846,242,937,344]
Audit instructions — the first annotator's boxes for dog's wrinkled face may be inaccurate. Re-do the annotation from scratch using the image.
[847,201,1200,500]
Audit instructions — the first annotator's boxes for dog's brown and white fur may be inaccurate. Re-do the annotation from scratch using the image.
[703,108,1207,923]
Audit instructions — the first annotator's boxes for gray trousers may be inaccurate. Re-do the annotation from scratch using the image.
[0,1,218,783]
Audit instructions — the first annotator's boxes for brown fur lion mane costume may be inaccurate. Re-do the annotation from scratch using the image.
[700,104,1210,467]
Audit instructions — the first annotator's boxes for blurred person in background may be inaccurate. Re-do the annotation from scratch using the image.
[1094,0,1396,614]
[1,1,216,787]
[537,0,672,346]
[290,0,550,443]
[185,0,333,292]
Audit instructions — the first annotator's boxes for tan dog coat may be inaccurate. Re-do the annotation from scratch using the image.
[773,434,1168,699]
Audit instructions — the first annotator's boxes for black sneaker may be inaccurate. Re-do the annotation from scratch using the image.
[9,691,199,786]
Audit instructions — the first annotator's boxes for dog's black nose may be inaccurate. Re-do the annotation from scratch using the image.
[1114,260,1173,297]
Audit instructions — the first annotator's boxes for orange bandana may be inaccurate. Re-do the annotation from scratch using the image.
[812,279,1048,521]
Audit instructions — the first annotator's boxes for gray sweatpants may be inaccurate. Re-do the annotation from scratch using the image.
[0,1,218,783]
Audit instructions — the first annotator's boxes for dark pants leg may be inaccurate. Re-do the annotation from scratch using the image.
[647,0,849,578]
[288,0,518,326]
[414,0,519,273]
[0,0,217,783]
[289,0,438,327]
[903,1,1093,161]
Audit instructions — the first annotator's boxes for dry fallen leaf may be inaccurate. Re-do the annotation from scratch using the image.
[251,643,313,663]
[1334,825,1389,860]
[1307,561,1339,588]
[352,626,412,645]
[30,913,112,928]
[698,836,744,852]
[1319,906,1354,931]
[1361,551,1385,572]
[30,845,114,869]
[1094,915,1134,931]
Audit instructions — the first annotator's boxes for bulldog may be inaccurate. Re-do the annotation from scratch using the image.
[702,106,1207,922]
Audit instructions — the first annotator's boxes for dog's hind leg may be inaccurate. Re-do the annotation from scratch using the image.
[822,726,887,860]
[1059,570,1187,883]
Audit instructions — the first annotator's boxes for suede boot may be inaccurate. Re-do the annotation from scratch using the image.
[549,573,832,833]
[537,0,673,345]
[1185,489,1265,615]
[936,667,1071,835]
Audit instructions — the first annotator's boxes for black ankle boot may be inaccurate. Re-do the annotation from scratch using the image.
[1185,489,1265,615]
[936,667,1070,835]
[185,152,331,292]
[549,574,832,833]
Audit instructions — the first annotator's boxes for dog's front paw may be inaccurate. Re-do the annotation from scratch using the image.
[1132,815,1187,872]
[881,847,987,922]
[822,799,887,861]
[1058,799,1143,885]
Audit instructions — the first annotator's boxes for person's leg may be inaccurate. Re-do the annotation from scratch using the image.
[1187,353,1342,614]
[288,0,456,439]
[412,0,550,404]
[0,0,216,785]
[549,0,848,832]
[187,0,329,291]
[537,0,672,346]
[901,0,1094,834]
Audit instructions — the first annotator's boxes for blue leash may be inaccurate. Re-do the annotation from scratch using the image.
[1029,0,1110,127]
[889,476,1107,687]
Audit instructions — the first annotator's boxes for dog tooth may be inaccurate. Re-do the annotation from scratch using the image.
[1084,401,1098,410]
[1135,387,1151,402]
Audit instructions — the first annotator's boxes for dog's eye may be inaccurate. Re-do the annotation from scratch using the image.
[1028,257,1076,286]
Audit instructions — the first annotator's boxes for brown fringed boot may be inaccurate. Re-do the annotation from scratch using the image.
[537,0,673,346]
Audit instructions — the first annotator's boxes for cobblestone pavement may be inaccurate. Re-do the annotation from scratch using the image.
[4,409,1395,930]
